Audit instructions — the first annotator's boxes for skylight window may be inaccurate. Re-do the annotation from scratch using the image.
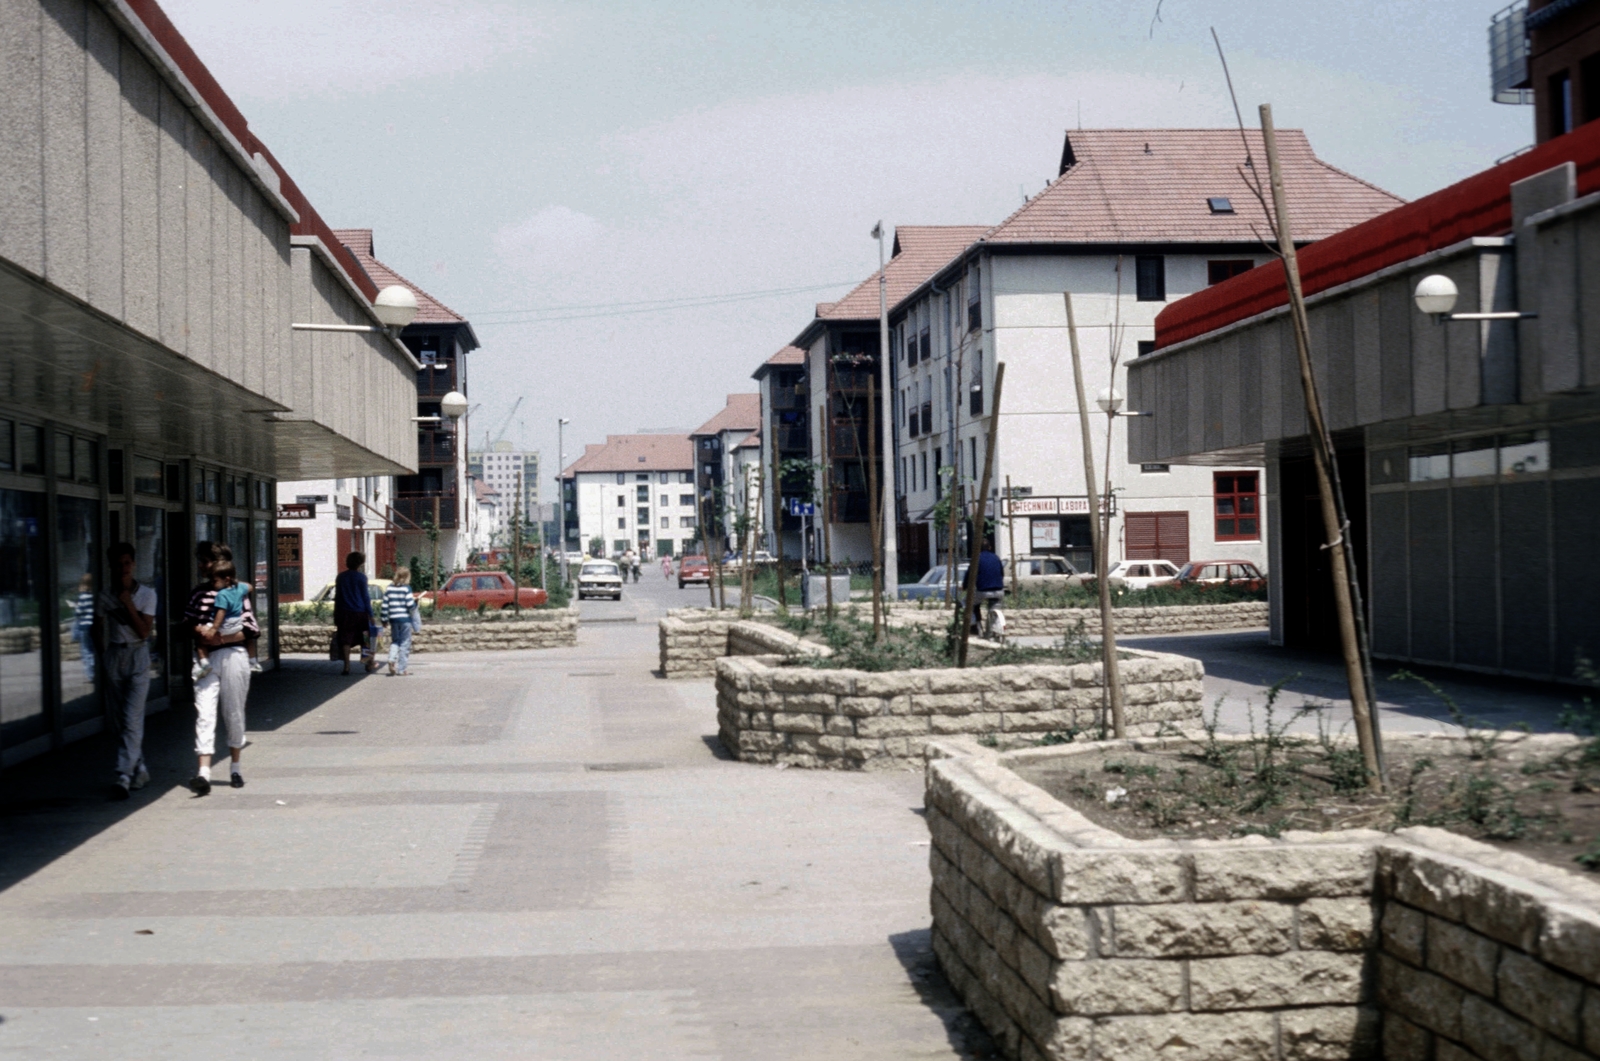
[1207,197,1235,214]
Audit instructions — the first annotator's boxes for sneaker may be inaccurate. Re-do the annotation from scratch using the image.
[249,658,263,674]
[229,771,245,789]
[131,768,151,790]
[191,659,211,682]
[190,775,211,796]
[111,777,131,801]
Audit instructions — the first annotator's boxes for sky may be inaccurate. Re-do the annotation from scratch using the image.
[160,0,1535,490]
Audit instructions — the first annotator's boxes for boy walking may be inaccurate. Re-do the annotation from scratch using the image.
[381,568,419,675]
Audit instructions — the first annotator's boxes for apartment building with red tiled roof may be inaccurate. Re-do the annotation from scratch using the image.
[690,394,762,553]
[889,128,1401,577]
[559,434,696,560]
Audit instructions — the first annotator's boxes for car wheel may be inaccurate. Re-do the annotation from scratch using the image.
[677,581,684,589]
[501,602,517,610]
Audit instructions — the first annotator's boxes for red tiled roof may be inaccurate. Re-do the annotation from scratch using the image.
[1154,119,1600,348]
[332,229,475,339]
[560,434,693,477]
[983,129,1402,245]
[765,345,806,366]
[736,431,762,450]
[691,393,762,436]
[817,226,990,322]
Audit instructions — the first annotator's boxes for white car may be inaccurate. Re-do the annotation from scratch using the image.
[576,560,623,600]
[1105,559,1182,590]
[562,551,587,568]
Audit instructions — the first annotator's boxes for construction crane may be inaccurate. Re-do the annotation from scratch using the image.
[485,396,523,451]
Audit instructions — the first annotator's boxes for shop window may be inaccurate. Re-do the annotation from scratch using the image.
[1207,260,1253,285]
[17,424,42,474]
[54,432,73,479]
[108,449,125,494]
[276,529,304,601]
[195,468,221,504]
[1214,473,1259,541]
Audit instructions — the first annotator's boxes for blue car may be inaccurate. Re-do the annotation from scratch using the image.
[897,564,969,602]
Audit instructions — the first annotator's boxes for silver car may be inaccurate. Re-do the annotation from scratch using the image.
[576,560,623,600]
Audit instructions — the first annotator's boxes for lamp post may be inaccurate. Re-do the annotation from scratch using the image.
[557,417,570,586]
[293,284,419,335]
[1412,274,1536,322]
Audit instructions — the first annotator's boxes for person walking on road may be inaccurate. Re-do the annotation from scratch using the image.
[382,568,419,676]
[661,555,673,580]
[101,542,156,800]
[333,551,377,676]
[184,542,251,796]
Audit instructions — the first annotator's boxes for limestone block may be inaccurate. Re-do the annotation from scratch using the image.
[736,731,785,754]
[855,714,930,738]
[1278,1006,1381,1061]
[1377,952,1464,1039]
[1381,1012,1433,1061]
[1110,901,1294,957]
[767,669,853,694]
[770,712,826,735]
[1428,915,1501,996]
[1461,992,1539,1061]
[913,692,984,715]
[1032,902,1091,961]
[1188,951,1366,1010]
[1191,843,1374,900]
[1383,901,1428,966]
[927,670,994,694]
[1049,958,1184,1015]
[1050,850,1187,905]
[999,709,1087,734]
[834,695,890,717]
[1539,902,1600,984]
[856,672,929,696]
[1496,948,1584,1044]
[881,736,931,759]
[815,735,882,760]
[1090,1011,1276,1061]
[1298,897,1377,951]
[781,692,840,713]
[931,712,1003,735]
[984,690,1055,714]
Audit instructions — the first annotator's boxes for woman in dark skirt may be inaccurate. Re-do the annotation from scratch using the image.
[332,551,376,675]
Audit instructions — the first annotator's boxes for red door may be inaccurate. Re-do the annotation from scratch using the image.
[1125,512,1190,564]
[336,528,353,572]
[374,533,397,578]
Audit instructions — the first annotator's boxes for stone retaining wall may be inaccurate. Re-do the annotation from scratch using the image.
[659,602,1266,678]
[280,608,578,654]
[926,736,1600,1060]
[714,651,1203,771]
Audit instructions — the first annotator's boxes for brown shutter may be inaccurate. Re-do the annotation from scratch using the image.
[1124,511,1190,563]
[1126,513,1159,559]
[1157,512,1190,564]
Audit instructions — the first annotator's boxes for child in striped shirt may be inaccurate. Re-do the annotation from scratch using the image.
[381,569,419,676]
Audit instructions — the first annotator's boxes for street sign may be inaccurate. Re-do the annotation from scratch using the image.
[277,503,314,520]
[1001,494,1115,517]
[785,499,816,516]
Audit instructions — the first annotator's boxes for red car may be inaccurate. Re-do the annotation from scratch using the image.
[421,571,548,610]
[678,555,711,589]
[1176,560,1267,593]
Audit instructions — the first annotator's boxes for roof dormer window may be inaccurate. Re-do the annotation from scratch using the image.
[1207,197,1235,214]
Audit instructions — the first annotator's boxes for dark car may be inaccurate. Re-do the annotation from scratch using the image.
[1176,560,1266,592]
[678,555,711,589]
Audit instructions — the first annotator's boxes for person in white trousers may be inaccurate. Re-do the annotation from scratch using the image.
[183,542,250,796]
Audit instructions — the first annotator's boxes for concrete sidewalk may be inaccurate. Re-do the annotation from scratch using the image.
[0,578,994,1059]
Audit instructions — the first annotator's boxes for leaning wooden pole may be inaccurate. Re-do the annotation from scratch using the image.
[868,375,884,640]
[772,424,787,609]
[958,363,1005,667]
[1066,294,1125,738]
[1259,104,1383,791]
[820,402,835,619]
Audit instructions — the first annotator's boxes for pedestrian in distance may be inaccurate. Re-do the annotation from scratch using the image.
[382,568,419,676]
[333,551,377,675]
[100,542,157,800]
[73,573,96,684]
[183,542,251,795]
[661,555,673,580]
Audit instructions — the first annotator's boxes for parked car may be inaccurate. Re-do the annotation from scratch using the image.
[750,550,776,564]
[562,551,587,569]
[283,578,392,619]
[576,560,623,600]
[898,564,969,602]
[1104,559,1182,590]
[419,571,548,610]
[1008,555,1094,591]
[1176,559,1266,592]
[678,555,711,588]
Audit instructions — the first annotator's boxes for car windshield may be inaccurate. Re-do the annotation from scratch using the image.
[581,563,616,576]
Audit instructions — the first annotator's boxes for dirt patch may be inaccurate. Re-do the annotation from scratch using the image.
[1013,731,1600,876]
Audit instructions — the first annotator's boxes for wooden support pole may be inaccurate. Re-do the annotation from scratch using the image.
[958,363,1004,667]
[1066,294,1125,737]
[868,374,883,640]
[1260,103,1384,790]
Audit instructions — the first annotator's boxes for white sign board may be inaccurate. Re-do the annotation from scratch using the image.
[1030,519,1062,550]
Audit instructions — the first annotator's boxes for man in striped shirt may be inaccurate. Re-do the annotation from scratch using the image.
[381,568,418,676]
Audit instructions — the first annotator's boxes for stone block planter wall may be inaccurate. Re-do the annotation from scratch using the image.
[925,737,1600,1061]
[280,607,577,654]
[658,610,734,677]
[714,651,1203,771]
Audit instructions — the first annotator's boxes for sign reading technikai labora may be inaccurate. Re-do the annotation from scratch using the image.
[1001,495,1114,517]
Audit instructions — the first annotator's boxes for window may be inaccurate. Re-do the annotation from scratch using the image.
[1553,71,1575,138]
[660,516,670,529]
[679,493,694,506]
[616,495,625,507]
[1141,463,1170,474]
[659,494,669,506]
[637,473,650,481]
[919,328,931,363]
[616,472,625,485]
[636,485,649,501]
[617,517,626,529]
[17,423,41,474]
[133,457,163,495]
[75,438,97,484]
[54,432,72,479]
[1206,197,1234,214]
[680,471,693,483]
[1137,340,1156,358]
[0,418,10,470]
[905,336,916,365]
[1125,511,1190,563]
[1135,255,1165,301]
[637,506,649,524]
[967,266,982,332]
[614,540,627,554]
[680,516,696,528]
[1207,260,1253,285]
[969,438,978,479]
[703,464,714,477]
[276,529,304,600]
[934,448,942,499]
[658,471,669,484]
[970,350,984,415]
[1214,472,1259,541]
[920,452,928,493]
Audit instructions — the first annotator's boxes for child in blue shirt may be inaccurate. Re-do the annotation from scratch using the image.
[194,560,249,681]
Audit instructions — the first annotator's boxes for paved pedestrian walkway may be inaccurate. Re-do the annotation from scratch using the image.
[0,578,994,1060]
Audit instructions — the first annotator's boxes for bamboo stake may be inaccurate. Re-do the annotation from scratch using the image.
[1066,294,1125,738]
[821,402,834,618]
[958,363,1005,667]
[1005,474,1019,594]
[1259,104,1384,790]
[868,374,883,640]
[772,419,787,608]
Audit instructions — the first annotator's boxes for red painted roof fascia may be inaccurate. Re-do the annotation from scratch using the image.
[1154,121,1600,349]
[121,0,378,302]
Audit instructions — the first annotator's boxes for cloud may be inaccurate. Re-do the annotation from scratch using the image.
[159,0,548,100]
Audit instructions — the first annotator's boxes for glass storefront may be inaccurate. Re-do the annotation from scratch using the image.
[253,518,273,655]
[56,496,100,729]
[134,505,167,700]
[0,489,47,751]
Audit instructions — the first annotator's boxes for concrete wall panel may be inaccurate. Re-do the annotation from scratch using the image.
[1368,490,1408,659]
[84,1,121,315]
[118,38,160,339]
[1450,485,1497,668]
[155,85,186,354]
[1407,488,1450,663]
[1352,289,1382,425]
[1498,479,1550,675]
[1445,260,1483,410]
[1552,477,1600,679]
[1537,220,1582,394]
[1378,281,1412,421]
[40,0,88,299]
[1576,211,1600,389]
[0,0,45,276]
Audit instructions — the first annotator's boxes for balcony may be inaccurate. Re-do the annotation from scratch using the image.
[777,425,809,452]
[416,430,456,464]
[832,367,873,393]
[395,492,459,530]
[829,423,863,459]
[415,362,458,397]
